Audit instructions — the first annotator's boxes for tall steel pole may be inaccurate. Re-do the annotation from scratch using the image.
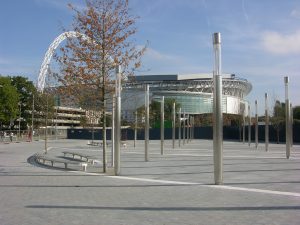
[134,110,137,148]
[45,92,48,154]
[248,104,251,147]
[192,116,195,139]
[160,96,164,155]
[255,100,258,149]
[44,70,50,153]
[31,94,34,142]
[242,109,245,144]
[189,115,192,142]
[284,76,290,159]
[213,32,223,185]
[178,107,181,147]
[290,103,293,147]
[183,111,186,145]
[111,95,115,167]
[190,116,193,141]
[187,114,190,143]
[114,65,121,175]
[55,107,58,140]
[18,103,21,140]
[145,84,149,161]
[172,102,175,148]
[265,93,269,151]
[103,99,107,173]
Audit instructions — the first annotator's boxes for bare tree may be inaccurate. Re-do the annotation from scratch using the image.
[54,0,146,172]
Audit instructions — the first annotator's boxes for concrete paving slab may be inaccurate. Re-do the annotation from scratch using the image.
[0,139,299,225]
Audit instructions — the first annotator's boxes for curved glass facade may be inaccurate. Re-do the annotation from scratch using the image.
[122,73,252,121]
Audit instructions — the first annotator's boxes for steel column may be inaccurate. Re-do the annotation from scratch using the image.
[265,93,269,151]
[248,104,251,147]
[145,84,150,161]
[134,110,137,148]
[284,76,290,159]
[114,65,121,175]
[212,32,223,185]
[172,102,176,148]
[160,96,164,155]
[255,100,258,149]
[111,95,115,167]
[178,108,181,147]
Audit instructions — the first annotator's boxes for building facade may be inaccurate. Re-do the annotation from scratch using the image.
[122,73,252,121]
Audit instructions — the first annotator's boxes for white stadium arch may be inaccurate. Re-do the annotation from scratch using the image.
[37,31,89,92]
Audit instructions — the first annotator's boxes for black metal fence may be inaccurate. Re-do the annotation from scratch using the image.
[67,123,299,143]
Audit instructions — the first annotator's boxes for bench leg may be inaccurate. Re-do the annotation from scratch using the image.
[51,161,54,167]
[64,163,67,169]
[81,163,87,171]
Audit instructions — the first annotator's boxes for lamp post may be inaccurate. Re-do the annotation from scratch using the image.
[187,114,190,143]
[160,96,164,155]
[290,103,293,147]
[114,65,121,175]
[31,94,34,142]
[172,102,175,148]
[134,110,137,148]
[265,93,269,151]
[55,106,58,140]
[45,92,49,154]
[212,32,223,185]
[111,94,115,167]
[189,116,193,142]
[103,99,107,173]
[192,116,195,139]
[243,108,245,144]
[0,85,2,128]
[18,102,22,140]
[248,104,251,147]
[178,107,181,147]
[284,76,290,159]
[145,84,149,162]
[255,100,258,149]
[183,111,186,145]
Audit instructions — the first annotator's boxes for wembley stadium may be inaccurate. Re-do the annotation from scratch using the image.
[121,73,252,121]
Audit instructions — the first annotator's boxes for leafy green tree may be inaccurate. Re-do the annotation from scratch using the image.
[271,100,285,143]
[197,113,212,126]
[149,98,180,128]
[0,76,19,129]
[10,76,36,130]
[293,106,300,123]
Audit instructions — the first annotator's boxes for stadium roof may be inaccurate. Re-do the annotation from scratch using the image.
[135,73,235,81]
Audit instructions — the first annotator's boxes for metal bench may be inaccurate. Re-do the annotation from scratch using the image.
[35,153,88,171]
[62,151,97,164]
[87,141,111,146]
[87,141,102,146]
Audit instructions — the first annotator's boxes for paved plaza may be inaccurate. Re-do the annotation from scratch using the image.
[0,138,300,225]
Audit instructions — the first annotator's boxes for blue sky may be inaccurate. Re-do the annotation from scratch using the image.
[0,0,300,115]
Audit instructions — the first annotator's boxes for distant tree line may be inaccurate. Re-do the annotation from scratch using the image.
[0,75,54,131]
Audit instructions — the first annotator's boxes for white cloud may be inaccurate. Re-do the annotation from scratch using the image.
[144,47,179,61]
[261,30,300,55]
[290,9,300,19]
